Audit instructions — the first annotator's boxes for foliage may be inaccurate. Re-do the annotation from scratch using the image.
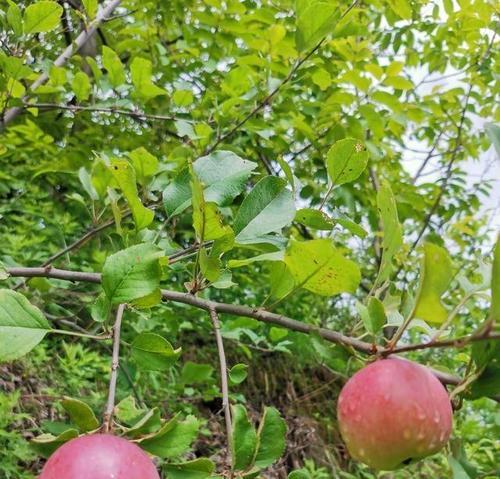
[0,0,499,478]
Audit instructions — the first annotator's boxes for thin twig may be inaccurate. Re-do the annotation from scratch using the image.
[103,303,125,433]
[209,307,232,463]
[51,329,112,340]
[26,103,184,132]
[387,331,500,355]
[2,0,122,127]
[411,130,444,184]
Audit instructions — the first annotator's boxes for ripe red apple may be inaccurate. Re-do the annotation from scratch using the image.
[39,433,160,479]
[337,357,453,470]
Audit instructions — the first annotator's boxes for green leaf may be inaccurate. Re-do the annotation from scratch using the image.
[102,243,164,305]
[24,1,63,34]
[229,363,248,385]
[469,345,500,400]
[234,177,295,242]
[0,289,51,362]
[366,297,386,335]
[294,208,334,230]
[448,456,472,479]
[139,415,199,459]
[72,72,91,101]
[31,429,79,457]
[165,458,215,479]
[228,251,284,268]
[231,404,258,471]
[332,212,368,239]
[125,408,162,437]
[6,0,23,36]
[254,407,286,468]
[115,396,147,425]
[164,151,257,216]
[269,262,295,300]
[173,89,194,107]
[0,263,9,280]
[388,0,412,20]
[485,123,500,156]
[82,0,98,19]
[199,247,222,282]
[60,397,99,432]
[90,292,111,323]
[295,0,341,51]
[127,147,159,185]
[130,57,167,100]
[490,234,500,322]
[131,332,181,371]
[288,471,310,479]
[109,159,155,230]
[413,242,453,324]
[326,138,369,186]
[285,239,360,296]
[180,362,214,384]
[78,167,99,200]
[374,180,403,285]
[102,46,126,88]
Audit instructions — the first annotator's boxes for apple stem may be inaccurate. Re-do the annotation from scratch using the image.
[103,303,126,433]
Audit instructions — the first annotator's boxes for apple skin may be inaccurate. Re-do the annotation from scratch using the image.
[337,357,453,470]
[39,434,160,479]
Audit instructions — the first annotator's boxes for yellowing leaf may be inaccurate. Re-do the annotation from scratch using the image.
[285,239,360,296]
[109,160,154,230]
[413,243,453,324]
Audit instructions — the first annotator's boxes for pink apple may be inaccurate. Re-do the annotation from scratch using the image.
[39,433,160,479]
[337,357,453,470]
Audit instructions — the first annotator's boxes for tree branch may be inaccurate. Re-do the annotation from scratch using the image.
[1,0,122,128]
[6,266,498,386]
[25,103,184,136]
[103,303,125,433]
[209,307,232,463]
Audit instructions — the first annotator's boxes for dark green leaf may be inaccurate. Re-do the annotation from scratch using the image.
[60,397,99,432]
[131,333,181,371]
[234,177,295,242]
[254,407,286,468]
[231,404,258,471]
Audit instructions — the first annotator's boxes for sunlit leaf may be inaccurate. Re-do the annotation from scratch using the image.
[231,404,258,471]
[413,242,453,324]
[24,1,63,34]
[326,138,369,185]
